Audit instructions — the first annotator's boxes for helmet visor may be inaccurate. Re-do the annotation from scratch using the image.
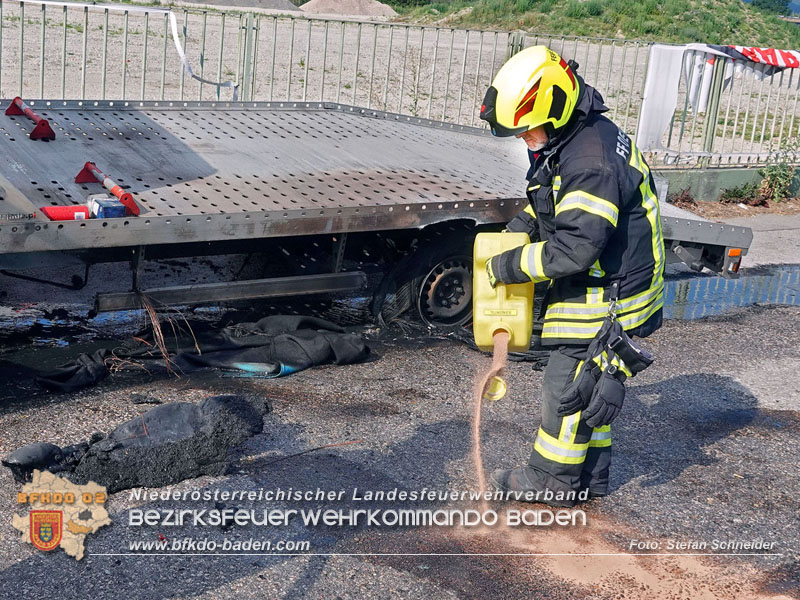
[480,86,528,138]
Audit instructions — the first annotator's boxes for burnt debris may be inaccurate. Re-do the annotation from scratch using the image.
[3,394,272,493]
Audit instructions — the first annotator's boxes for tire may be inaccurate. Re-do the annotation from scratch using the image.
[411,230,477,329]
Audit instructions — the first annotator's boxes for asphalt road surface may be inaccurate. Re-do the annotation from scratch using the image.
[1,300,798,599]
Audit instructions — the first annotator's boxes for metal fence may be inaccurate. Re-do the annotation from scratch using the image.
[0,0,797,167]
[0,1,646,131]
[646,49,800,167]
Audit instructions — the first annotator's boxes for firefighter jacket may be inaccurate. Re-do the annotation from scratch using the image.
[493,76,665,346]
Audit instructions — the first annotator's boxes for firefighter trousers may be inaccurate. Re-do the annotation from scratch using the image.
[527,345,613,496]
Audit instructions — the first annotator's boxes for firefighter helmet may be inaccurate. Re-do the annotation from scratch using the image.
[480,46,580,137]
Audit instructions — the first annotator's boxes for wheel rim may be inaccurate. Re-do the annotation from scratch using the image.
[417,255,473,327]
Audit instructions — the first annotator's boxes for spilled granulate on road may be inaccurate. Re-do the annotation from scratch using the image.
[449,515,791,600]
[360,513,791,600]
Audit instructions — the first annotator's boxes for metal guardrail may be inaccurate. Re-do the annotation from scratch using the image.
[0,1,646,131]
[0,1,796,167]
[647,49,800,168]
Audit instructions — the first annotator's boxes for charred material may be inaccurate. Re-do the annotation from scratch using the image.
[2,395,272,493]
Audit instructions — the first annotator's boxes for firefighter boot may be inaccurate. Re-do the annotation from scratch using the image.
[490,466,578,508]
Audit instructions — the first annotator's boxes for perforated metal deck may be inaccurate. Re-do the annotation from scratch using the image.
[0,100,529,256]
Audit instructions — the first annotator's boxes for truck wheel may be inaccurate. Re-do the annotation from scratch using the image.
[415,254,473,328]
[370,224,479,329]
[412,231,476,328]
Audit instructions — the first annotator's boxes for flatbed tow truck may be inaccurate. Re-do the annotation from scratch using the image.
[0,99,753,328]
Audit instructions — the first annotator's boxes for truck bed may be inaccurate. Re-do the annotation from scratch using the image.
[0,99,751,265]
[0,100,527,258]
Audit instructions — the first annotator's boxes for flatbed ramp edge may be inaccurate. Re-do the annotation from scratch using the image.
[0,100,752,312]
[0,100,529,256]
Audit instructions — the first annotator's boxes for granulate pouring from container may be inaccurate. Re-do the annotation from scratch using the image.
[471,232,534,503]
[472,330,510,510]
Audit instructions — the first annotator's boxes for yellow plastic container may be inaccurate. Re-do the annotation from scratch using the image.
[472,232,535,352]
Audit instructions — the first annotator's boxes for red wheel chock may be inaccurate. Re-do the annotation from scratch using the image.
[5,97,56,141]
[75,162,140,216]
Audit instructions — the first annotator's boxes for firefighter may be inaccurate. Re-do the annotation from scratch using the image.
[479,46,665,507]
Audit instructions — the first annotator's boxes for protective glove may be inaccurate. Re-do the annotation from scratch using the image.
[583,365,626,428]
[557,363,601,417]
[486,256,499,288]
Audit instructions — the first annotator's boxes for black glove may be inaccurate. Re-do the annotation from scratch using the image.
[557,363,601,417]
[486,247,530,287]
[583,365,626,428]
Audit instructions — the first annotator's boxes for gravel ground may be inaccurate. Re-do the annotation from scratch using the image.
[0,303,798,599]
[196,0,300,10]
[300,0,398,18]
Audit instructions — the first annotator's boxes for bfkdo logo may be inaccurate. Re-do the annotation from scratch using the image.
[13,470,111,560]
[30,511,62,551]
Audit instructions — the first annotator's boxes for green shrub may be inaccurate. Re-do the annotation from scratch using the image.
[394,0,800,47]
[663,0,691,16]
[539,0,555,14]
[563,0,587,18]
[719,181,761,205]
[759,162,794,203]
[641,20,660,33]
[758,138,799,203]
[679,26,701,41]
[584,0,604,17]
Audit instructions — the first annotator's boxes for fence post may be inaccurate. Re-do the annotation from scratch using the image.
[241,13,256,101]
[506,31,525,60]
[700,56,726,164]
